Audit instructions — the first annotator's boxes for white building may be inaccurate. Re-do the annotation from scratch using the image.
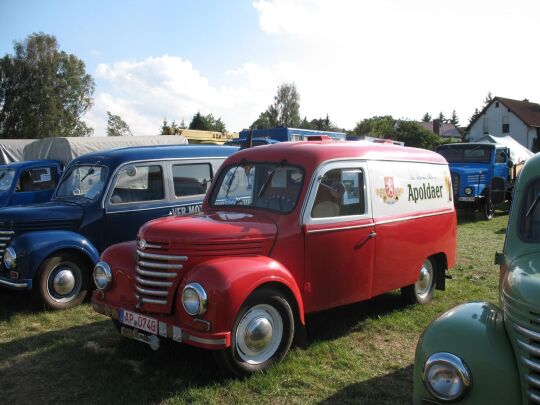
[468,97,540,152]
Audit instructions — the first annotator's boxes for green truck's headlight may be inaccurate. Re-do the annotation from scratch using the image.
[423,352,471,401]
[93,261,112,291]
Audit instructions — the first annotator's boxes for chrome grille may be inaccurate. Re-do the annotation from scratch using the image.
[450,172,459,196]
[135,242,187,307]
[0,230,15,263]
[466,174,486,183]
[513,315,540,404]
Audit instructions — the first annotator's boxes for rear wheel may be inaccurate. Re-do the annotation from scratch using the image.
[483,198,495,220]
[214,288,294,376]
[33,253,89,310]
[402,258,436,305]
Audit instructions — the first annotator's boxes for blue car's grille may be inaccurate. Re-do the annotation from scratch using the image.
[0,230,14,263]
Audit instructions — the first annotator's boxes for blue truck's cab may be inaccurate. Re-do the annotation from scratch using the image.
[436,143,514,220]
[0,145,237,309]
[0,159,63,207]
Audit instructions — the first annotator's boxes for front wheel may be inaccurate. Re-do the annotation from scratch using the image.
[214,289,295,376]
[402,258,436,305]
[483,198,494,220]
[33,253,89,310]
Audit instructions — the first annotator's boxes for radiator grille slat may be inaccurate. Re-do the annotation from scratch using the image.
[512,319,540,404]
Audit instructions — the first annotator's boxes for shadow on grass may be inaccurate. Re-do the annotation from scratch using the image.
[318,365,414,405]
[0,287,41,320]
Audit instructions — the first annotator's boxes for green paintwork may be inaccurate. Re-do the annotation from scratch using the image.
[413,302,521,404]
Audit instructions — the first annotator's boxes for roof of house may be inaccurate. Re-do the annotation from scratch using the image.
[469,96,540,129]
[419,122,461,138]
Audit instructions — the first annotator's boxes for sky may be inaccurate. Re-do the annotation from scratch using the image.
[1,0,539,136]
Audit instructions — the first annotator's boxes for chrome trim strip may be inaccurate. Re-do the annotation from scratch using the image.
[529,390,540,404]
[0,236,12,241]
[307,223,374,234]
[517,339,540,357]
[0,243,7,247]
[527,374,540,390]
[136,267,177,278]
[514,323,540,341]
[522,357,540,373]
[186,334,227,346]
[0,278,29,289]
[137,250,187,261]
[136,276,173,288]
[135,286,168,297]
[374,210,455,226]
[135,294,167,305]
[0,231,14,235]
[144,243,164,249]
[138,260,182,270]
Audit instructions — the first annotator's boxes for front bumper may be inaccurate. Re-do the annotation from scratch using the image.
[0,274,32,290]
[92,299,231,350]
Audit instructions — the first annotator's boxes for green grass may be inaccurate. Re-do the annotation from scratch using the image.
[0,211,508,404]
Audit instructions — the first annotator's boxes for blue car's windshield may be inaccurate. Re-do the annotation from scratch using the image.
[56,165,108,200]
[0,169,15,191]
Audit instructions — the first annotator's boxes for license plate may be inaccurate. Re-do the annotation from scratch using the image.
[458,197,475,202]
[120,309,158,335]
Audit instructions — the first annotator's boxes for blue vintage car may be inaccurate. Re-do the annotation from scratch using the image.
[0,144,237,309]
[0,159,63,206]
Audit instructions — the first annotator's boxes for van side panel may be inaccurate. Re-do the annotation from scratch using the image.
[367,161,456,296]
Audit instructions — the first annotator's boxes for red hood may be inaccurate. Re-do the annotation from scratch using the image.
[138,211,277,256]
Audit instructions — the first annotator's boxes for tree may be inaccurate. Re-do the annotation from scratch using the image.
[0,32,95,138]
[468,108,480,125]
[393,120,442,150]
[189,112,226,132]
[484,91,493,106]
[449,109,459,127]
[106,111,132,136]
[422,113,432,122]
[438,112,446,123]
[250,83,301,129]
[351,115,395,137]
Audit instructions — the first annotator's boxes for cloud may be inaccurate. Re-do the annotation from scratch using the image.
[84,56,299,135]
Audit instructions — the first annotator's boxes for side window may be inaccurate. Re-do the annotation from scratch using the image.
[311,168,365,218]
[521,179,540,241]
[172,163,211,197]
[495,150,507,163]
[110,165,164,204]
[16,166,57,192]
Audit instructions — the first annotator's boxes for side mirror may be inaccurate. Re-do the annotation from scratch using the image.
[507,160,514,168]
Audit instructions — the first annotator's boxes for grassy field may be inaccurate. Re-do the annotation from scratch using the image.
[0,211,508,405]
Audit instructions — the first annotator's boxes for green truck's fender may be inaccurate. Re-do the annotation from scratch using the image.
[413,302,521,404]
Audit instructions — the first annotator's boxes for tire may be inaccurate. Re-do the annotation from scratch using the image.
[214,288,295,376]
[401,258,436,305]
[483,198,494,220]
[33,252,89,310]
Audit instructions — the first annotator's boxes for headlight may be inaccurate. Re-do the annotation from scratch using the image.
[423,352,471,401]
[464,187,473,195]
[93,261,112,291]
[182,283,207,316]
[4,247,16,270]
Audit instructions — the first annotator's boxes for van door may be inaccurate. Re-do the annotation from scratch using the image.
[303,162,375,312]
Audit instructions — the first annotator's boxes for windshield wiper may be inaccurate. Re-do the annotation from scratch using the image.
[526,193,540,217]
[257,159,286,198]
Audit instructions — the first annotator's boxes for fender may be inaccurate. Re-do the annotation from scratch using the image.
[413,302,521,404]
[10,230,100,280]
[178,256,305,334]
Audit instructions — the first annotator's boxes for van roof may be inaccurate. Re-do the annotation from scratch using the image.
[67,145,239,168]
[1,159,62,170]
[227,141,446,169]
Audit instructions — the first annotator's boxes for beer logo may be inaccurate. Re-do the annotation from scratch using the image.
[376,176,403,204]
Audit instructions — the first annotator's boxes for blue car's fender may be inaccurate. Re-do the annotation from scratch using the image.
[413,302,521,404]
[9,230,100,281]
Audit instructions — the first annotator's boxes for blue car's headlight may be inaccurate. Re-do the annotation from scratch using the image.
[4,247,16,270]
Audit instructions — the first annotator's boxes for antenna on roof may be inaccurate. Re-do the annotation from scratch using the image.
[241,129,254,150]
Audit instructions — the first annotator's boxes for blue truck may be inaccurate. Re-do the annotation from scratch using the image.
[0,159,63,206]
[238,127,346,142]
[436,142,523,219]
[0,144,237,309]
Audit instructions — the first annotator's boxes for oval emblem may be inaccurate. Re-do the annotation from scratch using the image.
[137,239,147,250]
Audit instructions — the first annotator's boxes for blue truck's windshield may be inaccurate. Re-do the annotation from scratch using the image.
[438,146,492,164]
[0,169,15,191]
[56,165,108,200]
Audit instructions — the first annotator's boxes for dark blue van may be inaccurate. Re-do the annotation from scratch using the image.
[0,145,237,309]
[0,160,63,207]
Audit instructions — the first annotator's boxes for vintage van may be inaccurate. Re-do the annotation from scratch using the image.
[0,145,237,309]
[92,140,457,375]
[412,152,540,404]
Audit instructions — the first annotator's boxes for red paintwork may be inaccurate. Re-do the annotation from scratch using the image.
[92,141,456,351]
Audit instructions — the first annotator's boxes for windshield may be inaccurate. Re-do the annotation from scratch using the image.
[56,165,108,200]
[437,146,492,164]
[210,162,304,213]
[0,169,15,191]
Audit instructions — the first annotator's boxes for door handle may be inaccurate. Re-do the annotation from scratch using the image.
[368,231,377,239]
[355,231,376,249]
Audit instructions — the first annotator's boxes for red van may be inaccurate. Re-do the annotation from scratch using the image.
[92,140,457,375]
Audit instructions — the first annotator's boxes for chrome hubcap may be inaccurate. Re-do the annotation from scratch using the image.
[415,260,433,298]
[236,304,283,364]
[53,269,76,295]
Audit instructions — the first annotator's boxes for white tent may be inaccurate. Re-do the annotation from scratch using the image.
[477,134,534,164]
[23,135,188,165]
[0,139,35,164]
